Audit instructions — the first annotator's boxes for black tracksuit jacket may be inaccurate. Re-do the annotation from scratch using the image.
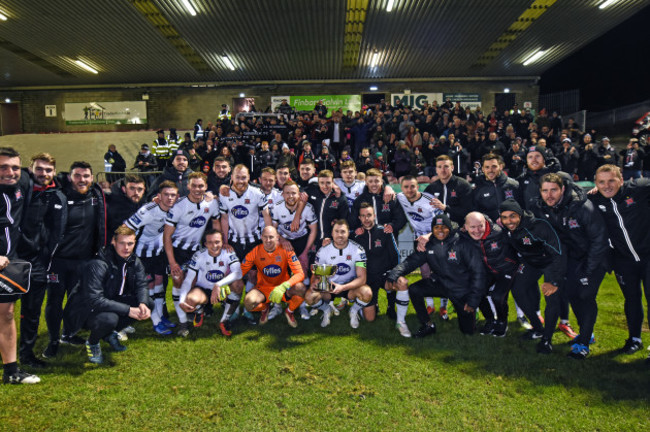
[472,173,521,222]
[350,186,407,231]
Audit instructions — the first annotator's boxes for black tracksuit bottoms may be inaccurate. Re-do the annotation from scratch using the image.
[511,263,561,339]
[408,278,476,334]
[613,254,650,339]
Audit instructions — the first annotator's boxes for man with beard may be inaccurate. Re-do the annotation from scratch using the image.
[207,157,232,195]
[424,155,473,225]
[148,149,193,199]
[17,153,66,369]
[534,174,608,359]
[499,200,564,354]
[43,161,107,359]
[0,148,40,384]
[473,154,520,222]
[106,174,146,235]
[386,214,485,337]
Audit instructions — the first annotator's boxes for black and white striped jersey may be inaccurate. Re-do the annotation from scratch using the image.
[165,197,220,251]
[396,192,442,237]
[334,178,365,209]
[271,200,317,240]
[125,202,167,258]
[219,186,268,244]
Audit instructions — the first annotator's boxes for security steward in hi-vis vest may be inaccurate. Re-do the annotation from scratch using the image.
[153,129,171,170]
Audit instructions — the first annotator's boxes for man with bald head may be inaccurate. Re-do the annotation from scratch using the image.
[240,226,306,327]
[461,212,519,337]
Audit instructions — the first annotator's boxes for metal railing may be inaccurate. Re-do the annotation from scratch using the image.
[95,170,162,185]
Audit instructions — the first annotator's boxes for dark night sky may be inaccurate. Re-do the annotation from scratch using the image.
[540,5,650,112]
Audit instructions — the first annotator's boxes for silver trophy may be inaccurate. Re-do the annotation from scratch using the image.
[311,264,338,292]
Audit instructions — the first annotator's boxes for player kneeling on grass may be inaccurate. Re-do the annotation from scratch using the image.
[386,214,486,338]
[305,219,373,329]
[63,226,153,364]
[177,229,243,337]
[240,227,306,327]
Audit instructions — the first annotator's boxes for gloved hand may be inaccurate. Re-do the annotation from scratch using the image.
[217,284,231,302]
[269,282,291,303]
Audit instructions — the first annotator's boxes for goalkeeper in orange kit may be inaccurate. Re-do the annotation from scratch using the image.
[240,226,306,328]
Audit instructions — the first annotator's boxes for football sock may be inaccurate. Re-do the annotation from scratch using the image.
[172,287,187,324]
[396,291,409,324]
[221,292,241,323]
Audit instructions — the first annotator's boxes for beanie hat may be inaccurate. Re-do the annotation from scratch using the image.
[499,199,523,216]
[431,213,453,230]
[172,149,191,161]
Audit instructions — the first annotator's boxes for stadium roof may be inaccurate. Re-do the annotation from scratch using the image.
[0,0,645,89]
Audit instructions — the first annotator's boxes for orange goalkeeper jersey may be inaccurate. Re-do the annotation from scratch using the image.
[240,243,305,288]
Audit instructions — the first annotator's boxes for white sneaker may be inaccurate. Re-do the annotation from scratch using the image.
[267,304,282,321]
[321,308,332,328]
[349,309,360,329]
[122,326,136,334]
[299,304,310,320]
[117,331,128,341]
[330,303,340,317]
[396,322,412,338]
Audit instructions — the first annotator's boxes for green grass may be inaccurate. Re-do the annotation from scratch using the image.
[1,273,649,431]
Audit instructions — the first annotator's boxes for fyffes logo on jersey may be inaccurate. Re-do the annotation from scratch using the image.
[231,205,250,219]
[408,212,425,222]
[263,265,282,277]
[283,222,293,231]
[206,270,225,282]
[189,216,207,228]
[158,226,165,233]
[336,263,351,275]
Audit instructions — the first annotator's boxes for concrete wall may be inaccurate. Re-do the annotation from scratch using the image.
[4,80,539,134]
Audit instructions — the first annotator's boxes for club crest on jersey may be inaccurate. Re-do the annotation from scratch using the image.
[330,201,339,208]
[490,242,499,251]
[382,204,390,211]
[204,207,210,213]
[14,190,22,200]
[263,265,282,277]
[375,240,382,247]
[346,255,352,260]
[567,218,579,229]
[231,205,249,219]
[522,237,531,245]
[268,199,274,204]
[206,270,225,282]
[47,274,59,283]
[447,250,457,261]
[189,216,207,228]
[245,199,251,204]
[451,191,457,198]
[625,197,635,207]
[218,261,224,266]
[336,263,351,275]
[505,190,514,199]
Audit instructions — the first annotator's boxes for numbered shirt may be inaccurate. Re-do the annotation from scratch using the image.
[271,200,317,240]
[219,186,268,244]
[314,240,367,285]
[165,197,220,251]
[334,179,365,209]
[396,192,442,237]
[187,248,240,290]
[125,202,167,258]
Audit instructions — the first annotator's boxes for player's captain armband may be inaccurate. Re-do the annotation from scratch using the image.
[355,262,366,268]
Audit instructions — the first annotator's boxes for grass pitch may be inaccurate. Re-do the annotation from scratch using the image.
[1,273,649,431]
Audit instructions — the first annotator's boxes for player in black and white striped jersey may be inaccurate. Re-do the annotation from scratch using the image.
[125,180,178,335]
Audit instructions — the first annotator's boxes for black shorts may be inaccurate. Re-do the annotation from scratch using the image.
[140,254,167,276]
[367,274,388,306]
[231,239,261,262]
[289,235,309,257]
[173,247,196,271]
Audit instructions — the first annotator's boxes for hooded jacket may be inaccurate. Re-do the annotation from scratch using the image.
[472,173,520,222]
[459,216,519,276]
[387,227,486,308]
[423,175,473,224]
[350,185,407,231]
[64,246,152,335]
[106,179,144,236]
[504,210,564,287]
[17,169,67,281]
[533,186,608,275]
[147,165,194,199]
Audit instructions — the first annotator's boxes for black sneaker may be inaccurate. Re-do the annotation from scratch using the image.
[521,330,544,340]
[492,321,508,338]
[536,338,553,354]
[177,322,190,338]
[20,354,47,369]
[413,323,437,338]
[60,334,85,346]
[479,320,496,336]
[621,338,643,354]
[385,306,397,321]
[3,368,41,384]
[42,340,59,359]
[104,332,128,352]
